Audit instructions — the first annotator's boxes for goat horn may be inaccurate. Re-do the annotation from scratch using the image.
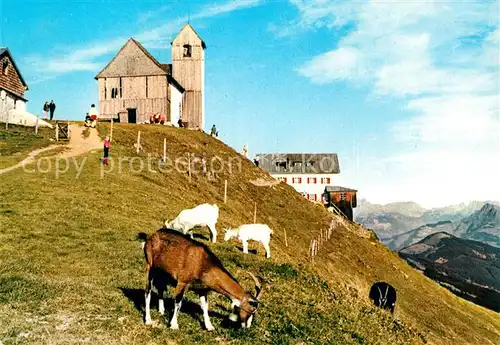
[246,271,263,300]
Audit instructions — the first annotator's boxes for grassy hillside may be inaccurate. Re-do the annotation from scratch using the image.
[399,232,500,312]
[0,124,56,169]
[0,123,499,345]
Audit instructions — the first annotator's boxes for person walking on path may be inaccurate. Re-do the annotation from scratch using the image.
[103,136,110,165]
[49,100,56,120]
[43,101,49,119]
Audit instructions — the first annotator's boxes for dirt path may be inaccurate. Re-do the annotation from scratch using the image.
[57,125,103,159]
[0,125,103,175]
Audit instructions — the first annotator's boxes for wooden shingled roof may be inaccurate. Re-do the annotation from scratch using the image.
[94,38,184,92]
[256,153,340,174]
[0,47,28,90]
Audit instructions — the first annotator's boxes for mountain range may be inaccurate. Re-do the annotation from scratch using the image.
[355,200,500,249]
[399,232,500,312]
[356,199,500,312]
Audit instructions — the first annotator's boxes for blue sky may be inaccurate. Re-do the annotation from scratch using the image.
[2,0,499,208]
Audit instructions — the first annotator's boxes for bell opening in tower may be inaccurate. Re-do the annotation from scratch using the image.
[183,44,192,57]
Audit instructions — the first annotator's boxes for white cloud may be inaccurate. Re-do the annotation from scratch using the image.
[23,0,262,79]
[137,4,171,25]
[393,95,500,147]
[280,0,500,206]
[296,47,363,83]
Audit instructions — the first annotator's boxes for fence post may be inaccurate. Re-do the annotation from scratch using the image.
[55,123,59,141]
[135,130,141,154]
[35,116,39,134]
[224,179,228,203]
[110,117,114,142]
[284,228,288,247]
[253,202,257,223]
[188,153,191,180]
[163,138,167,163]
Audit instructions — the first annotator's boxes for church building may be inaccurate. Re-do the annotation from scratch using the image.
[95,24,205,129]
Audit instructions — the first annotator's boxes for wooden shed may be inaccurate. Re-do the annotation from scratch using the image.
[94,24,205,129]
[95,38,185,124]
[323,186,358,221]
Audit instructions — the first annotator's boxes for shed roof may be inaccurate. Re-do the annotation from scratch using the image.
[0,47,29,90]
[325,186,358,193]
[95,38,167,79]
[94,39,185,92]
[255,153,340,174]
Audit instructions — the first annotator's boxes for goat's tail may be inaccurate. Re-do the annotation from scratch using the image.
[268,226,274,236]
[136,232,148,250]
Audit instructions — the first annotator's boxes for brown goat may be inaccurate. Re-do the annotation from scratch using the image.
[137,228,264,330]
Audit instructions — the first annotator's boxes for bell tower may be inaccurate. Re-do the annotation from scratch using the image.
[171,24,206,130]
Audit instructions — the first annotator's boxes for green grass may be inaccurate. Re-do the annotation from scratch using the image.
[0,123,54,155]
[0,123,498,345]
[0,124,59,169]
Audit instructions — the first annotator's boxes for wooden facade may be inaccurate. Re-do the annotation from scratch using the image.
[95,24,205,129]
[323,186,358,221]
[0,48,28,121]
[95,39,183,124]
[171,24,205,130]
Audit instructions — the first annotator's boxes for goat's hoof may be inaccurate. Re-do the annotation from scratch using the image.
[170,323,179,330]
[145,319,153,326]
[158,308,165,315]
[206,325,215,331]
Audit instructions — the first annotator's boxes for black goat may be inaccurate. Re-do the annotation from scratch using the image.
[369,282,396,314]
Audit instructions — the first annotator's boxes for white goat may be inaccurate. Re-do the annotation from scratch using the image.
[165,203,219,243]
[224,224,273,258]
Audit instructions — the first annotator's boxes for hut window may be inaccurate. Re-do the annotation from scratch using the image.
[275,161,286,171]
[111,87,120,99]
[145,77,148,98]
[2,60,9,75]
[104,78,107,99]
[119,77,123,98]
[183,44,192,57]
[340,192,346,201]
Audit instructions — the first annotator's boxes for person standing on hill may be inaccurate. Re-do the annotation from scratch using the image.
[103,136,110,165]
[210,124,218,137]
[49,100,56,120]
[42,101,49,119]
